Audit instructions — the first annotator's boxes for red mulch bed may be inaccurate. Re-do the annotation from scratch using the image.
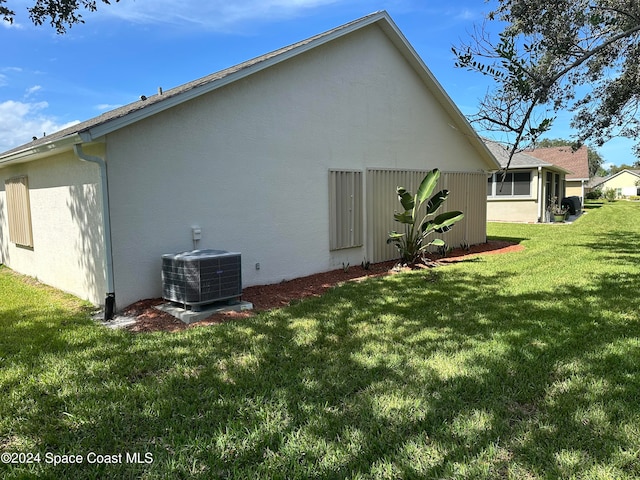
[121,241,523,333]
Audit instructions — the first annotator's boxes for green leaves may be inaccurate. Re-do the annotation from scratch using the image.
[426,189,449,215]
[416,168,440,204]
[396,187,415,211]
[388,169,465,265]
[434,211,465,233]
[393,211,414,224]
[455,0,640,160]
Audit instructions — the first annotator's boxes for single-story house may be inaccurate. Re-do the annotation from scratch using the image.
[590,169,640,197]
[484,140,569,223]
[0,11,499,317]
[526,146,589,201]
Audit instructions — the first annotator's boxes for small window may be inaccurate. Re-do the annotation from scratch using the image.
[5,176,33,248]
[513,172,531,195]
[496,173,513,196]
[329,170,362,250]
[488,171,531,197]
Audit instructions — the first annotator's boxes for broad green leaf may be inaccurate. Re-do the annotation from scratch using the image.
[416,169,440,204]
[394,211,414,224]
[433,211,464,232]
[396,187,414,211]
[420,220,435,233]
[387,232,405,244]
[426,189,449,215]
[427,238,445,247]
[436,225,454,233]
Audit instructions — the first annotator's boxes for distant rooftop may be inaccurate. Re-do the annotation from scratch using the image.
[526,146,589,180]
[483,139,569,173]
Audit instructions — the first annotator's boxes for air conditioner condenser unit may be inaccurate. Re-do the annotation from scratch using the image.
[162,249,242,310]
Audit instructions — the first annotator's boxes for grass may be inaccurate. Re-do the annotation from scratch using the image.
[1,201,640,479]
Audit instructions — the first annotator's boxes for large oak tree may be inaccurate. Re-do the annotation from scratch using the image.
[1,0,118,33]
[453,0,640,167]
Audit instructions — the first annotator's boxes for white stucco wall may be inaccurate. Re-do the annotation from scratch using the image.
[105,24,493,308]
[487,199,539,223]
[0,147,107,303]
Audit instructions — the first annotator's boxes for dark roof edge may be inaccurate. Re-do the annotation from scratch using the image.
[0,11,387,164]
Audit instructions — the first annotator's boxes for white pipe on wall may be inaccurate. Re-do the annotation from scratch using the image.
[73,144,115,320]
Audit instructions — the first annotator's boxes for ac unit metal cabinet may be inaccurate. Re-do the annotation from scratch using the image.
[162,249,242,310]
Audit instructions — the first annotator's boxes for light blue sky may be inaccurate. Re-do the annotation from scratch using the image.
[0,0,634,167]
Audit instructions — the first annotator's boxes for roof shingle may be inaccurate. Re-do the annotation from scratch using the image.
[526,146,589,179]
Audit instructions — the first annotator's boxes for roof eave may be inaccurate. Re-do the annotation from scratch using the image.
[0,133,83,167]
[546,165,572,174]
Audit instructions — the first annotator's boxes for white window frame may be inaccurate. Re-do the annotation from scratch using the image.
[487,170,533,198]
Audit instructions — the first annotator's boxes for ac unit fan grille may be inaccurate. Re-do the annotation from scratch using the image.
[162,250,242,308]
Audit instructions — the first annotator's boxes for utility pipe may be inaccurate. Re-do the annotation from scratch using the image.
[73,144,115,320]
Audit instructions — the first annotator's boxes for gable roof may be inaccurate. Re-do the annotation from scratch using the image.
[526,146,589,180]
[483,139,570,173]
[0,11,499,170]
[587,175,607,188]
[591,169,640,188]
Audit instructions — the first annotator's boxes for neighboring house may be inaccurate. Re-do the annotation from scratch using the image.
[526,146,589,201]
[0,11,499,315]
[484,140,569,223]
[590,169,640,197]
[587,175,607,193]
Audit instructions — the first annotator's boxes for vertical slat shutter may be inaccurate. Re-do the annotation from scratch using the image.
[5,176,33,248]
[367,169,488,263]
[329,170,363,250]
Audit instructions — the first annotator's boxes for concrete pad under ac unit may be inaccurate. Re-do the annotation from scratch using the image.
[154,300,254,324]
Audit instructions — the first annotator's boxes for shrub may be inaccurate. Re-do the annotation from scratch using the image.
[387,168,464,266]
[586,189,602,200]
[603,188,617,202]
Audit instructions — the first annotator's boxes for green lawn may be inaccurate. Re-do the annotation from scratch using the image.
[1,202,640,479]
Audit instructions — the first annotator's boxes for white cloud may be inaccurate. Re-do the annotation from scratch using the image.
[456,8,477,21]
[103,0,343,30]
[25,85,42,97]
[1,19,24,30]
[0,100,79,151]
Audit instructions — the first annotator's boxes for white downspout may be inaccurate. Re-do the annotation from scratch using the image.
[73,144,115,320]
[537,167,543,222]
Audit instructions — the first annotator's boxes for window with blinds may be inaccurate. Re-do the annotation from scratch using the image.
[5,176,33,248]
[329,170,363,251]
